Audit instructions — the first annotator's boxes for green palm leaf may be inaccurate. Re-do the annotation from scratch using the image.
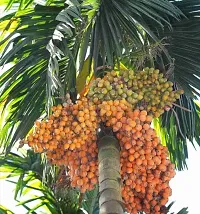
[81,186,99,214]
[0,5,64,153]
[0,0,64,11]
[0,205,14,214]
[150,0,200,169]
[0,150,82,213]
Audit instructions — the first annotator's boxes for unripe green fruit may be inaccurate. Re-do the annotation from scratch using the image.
[159,78,165,83]
[178,89,184,94]
[161,88,166,92]
[136,75,141,80]
[87,67,183,119]
[102,88,108,94]
[163,78,168,83]
[98,82,104,88]
[106,85,112,91]
[117,89,123,95]
[147,105,151,111]
[152,90,157,95]
[93,93,98,98]
[131,99,137,104]
[98,94,104,99]
[104,80,110,87]
[138,83,143,88]
[122,93,127,98]
[164,91,170,96]
[138,94,143,100]
[111,71,117,77]
[127,90,133,96]
[163,82,170,88]
[122,71,128,76]
[107,76,114,82]
[162,95,168,101]
[132,93,138,99]
[149,94,155,99]
[149,68,154,73]
[143,75,148,80]
[124,77,129,82]
[133,86,138,90]
[105,95,111,100]
[145,97,151,102]
[151,101,157,106]
[154,69,159,74]
[110,90,116,96]
[88,90,94,96]
[160,102,165,107]
[94,88,99,93]
[127,97,133,104]
[175,94,180,99]
[128,80,133,87]
[129,70,134,76]
[132,81,138,86]
[156,85,161,90]
[116,85,122,90]
[170,92,175,97]
[153,74,158,80]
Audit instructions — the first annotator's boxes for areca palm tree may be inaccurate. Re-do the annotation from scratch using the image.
[0,0,200,213]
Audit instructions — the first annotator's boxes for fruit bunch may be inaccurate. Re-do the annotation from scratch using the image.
[25,97,99,192]
[87,68,184,117]
[48,140,98,193]
[25,98,176,213]
[62,136,99,193]
[24,67,182,214]
[27,97,98,154]
[98,100,175,214]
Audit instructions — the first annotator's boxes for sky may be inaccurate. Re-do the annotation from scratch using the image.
[169,142,200,213]
[0,142,200,213]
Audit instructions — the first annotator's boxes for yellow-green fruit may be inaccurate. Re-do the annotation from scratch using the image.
[102,88,108,94]
[87,68,184,118]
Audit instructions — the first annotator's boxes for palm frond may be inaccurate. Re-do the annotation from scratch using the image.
[154,95,200,170]
[0,150,43,179]
[0,150,82,214]
[150,0,200,170]
[86,0,183,73]
[0,205,14,214]
[166,201,188,214]
[81,186,99,214]
[0,5,64,153]
[1,0,64,11]
[46,0,85,104]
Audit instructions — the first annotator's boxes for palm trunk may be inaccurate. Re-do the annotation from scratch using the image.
[98,135,123,214]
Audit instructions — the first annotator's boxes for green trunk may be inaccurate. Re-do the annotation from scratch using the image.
[98,135,123,214]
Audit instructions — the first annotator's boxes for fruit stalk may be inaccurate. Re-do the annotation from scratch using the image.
[98,135,123,214]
